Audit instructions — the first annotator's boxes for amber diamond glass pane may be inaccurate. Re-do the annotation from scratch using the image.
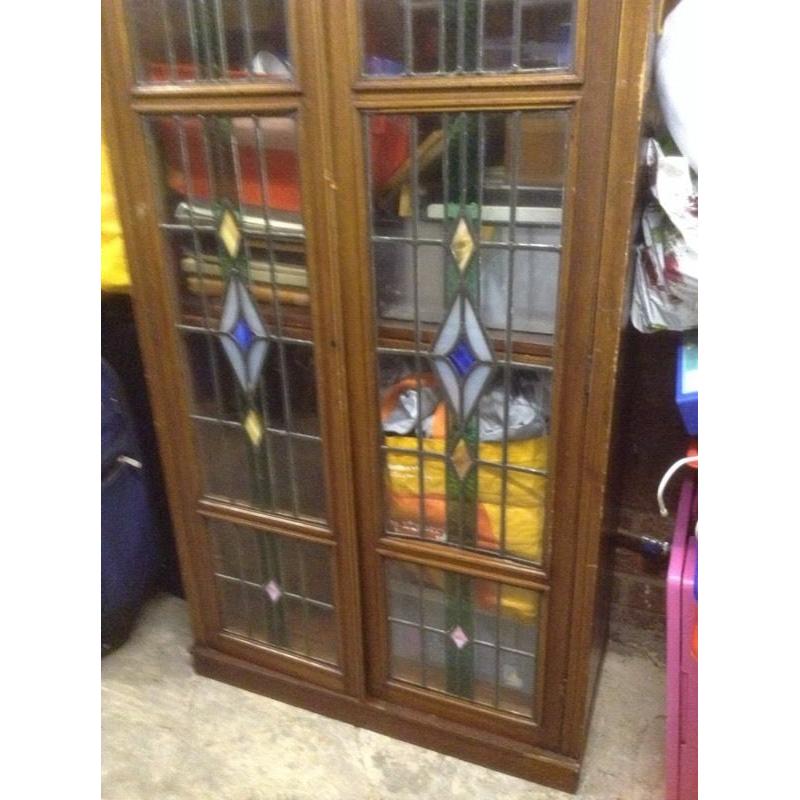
[450,217,475,272]
[451,439,473,481]
[218,207,242,258]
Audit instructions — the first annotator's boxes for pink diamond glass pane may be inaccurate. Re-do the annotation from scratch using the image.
[264,579,282,603]
[449,625,470,650]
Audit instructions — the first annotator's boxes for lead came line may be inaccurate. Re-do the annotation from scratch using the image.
[438,0,446,73]
[410,116,428,543]
[240,0,255,80]
[177,114,243,501]
[456,0,466,72]
[252,114,303,520]
[297,542,312,658]
[403,0,413,75]
[476,0,485,72]
[230,118,280,508]
[234,523,253,639]
[512,0,523,71]
[184,0,202,79]
[499,111,522,557]
[212,0,230,78]
[158,0,178,82]
[370,234,562,253]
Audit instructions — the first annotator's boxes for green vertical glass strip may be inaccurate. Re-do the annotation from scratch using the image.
[192,0,223,79]
[442,0,479,72]
[443,114,481,550]
[257,532,288,646]
[442,112,482,699]
[205,120,273,521]
[444,571,474,698]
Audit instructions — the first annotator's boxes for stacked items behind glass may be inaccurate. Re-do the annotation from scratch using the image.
[372,112,565,338]
[380,355,549,441]
[379,356,551,563]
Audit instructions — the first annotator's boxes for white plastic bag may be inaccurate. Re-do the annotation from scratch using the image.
[631,140,698,333]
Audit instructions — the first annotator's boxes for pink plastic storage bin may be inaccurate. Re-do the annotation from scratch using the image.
[666,478,698,800]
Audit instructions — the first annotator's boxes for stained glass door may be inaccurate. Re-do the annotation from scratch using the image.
[323,0,617,748]
[365,107,565,738]
[105,0,363,692]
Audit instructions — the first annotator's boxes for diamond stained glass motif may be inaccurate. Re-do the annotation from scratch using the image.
[264,579,282,603]
[450,217,475,272]
[430,296,494,423]
[243,409,264,446]
[232,318,255,351]
[217,207,242,259]
[447,338,477,376]
[449,625,470,650]
[450,439,473,481]
[218,275,269,394]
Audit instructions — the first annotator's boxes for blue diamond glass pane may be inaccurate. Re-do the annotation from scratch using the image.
[447,338,476,377]
[233,317,255,352]
[219,276,269,393]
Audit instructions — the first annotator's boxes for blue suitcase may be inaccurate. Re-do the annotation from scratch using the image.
[101,359,160,654]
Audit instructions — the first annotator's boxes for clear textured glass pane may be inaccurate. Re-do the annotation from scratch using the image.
[472,642,499,706]
[182,331,241,421]
[301,541,335,606]
[498,651,536,715]
[308,605,339,664]
[293,438,327,520]
[145,114,327,523]
[385,560,540,717]
[255,343,320,437]
[127,0,291,83]
[481,247,560,336]
[216,576,249,635]
[362,0,575,75]
[210,519,240,576]
[263,432,294,514]
[387,560,422,623]
[423,630,447,692]
[209,520,339,666]
[370,110,566,564]
[194,419,254,503]
[285,344,321,437]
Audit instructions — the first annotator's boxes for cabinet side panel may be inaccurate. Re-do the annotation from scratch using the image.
[561,0,661,757]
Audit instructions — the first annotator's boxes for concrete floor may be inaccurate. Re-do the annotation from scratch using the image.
[102,595,665,800]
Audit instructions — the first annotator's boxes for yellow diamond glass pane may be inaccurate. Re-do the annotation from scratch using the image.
[218,210,242,258]
[450,217,475,272]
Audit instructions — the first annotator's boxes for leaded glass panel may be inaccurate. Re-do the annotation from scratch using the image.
[126,0,292,83]
[386,560,540,717]
[368,110,568,564]
[362,0,576,76]
[145,113,327,523]
[209,520,339,665]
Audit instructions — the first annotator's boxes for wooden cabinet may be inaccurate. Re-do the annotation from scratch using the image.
[102,0,660,791]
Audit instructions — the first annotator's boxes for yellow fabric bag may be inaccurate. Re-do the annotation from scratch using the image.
[386,435,549,619]
[101,137,131,292]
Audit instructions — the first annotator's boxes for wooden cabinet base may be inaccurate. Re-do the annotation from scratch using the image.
[193,645,582,793]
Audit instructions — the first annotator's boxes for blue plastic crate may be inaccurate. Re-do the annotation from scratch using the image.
[675,331,698,435]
